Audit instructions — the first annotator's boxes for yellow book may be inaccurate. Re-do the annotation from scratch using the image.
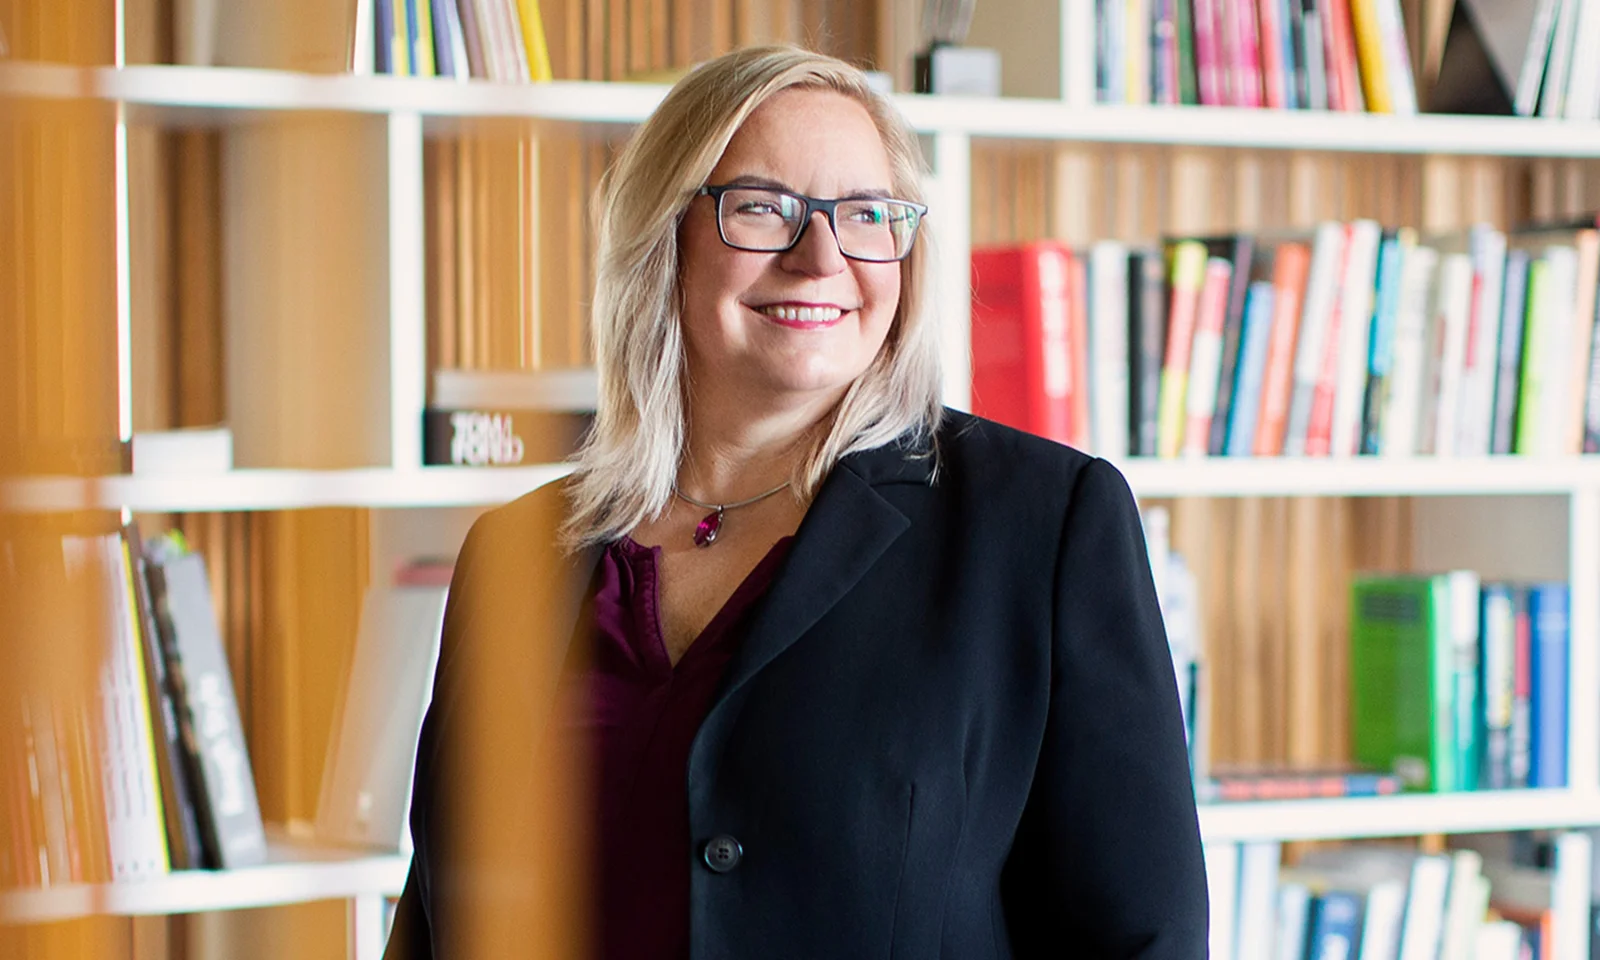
[392,0,411,74]
[1156,241,1209,458]
[514,0,555,82]
[416,0,438,77]
[119,536,173,874]
[1348,0,1393,113]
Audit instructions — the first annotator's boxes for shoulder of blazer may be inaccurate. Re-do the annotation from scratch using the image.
[843,408,1100,498]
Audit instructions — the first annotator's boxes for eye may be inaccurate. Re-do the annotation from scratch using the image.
[733,199,783,216]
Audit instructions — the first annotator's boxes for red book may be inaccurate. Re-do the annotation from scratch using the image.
[970,243,1076,444]
[1304,225,1354,455]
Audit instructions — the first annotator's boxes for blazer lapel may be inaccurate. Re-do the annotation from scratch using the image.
[715,461,912,702]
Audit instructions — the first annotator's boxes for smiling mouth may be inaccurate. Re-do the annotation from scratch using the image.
[753,304,848,323]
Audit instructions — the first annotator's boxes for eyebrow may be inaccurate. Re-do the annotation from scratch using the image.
[720,173,895,201]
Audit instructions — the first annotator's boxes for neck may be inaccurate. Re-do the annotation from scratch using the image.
[680,391,840,503]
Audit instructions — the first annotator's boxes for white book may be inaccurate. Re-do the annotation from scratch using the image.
[1552,831,1593,960]
[1438,847,1484,960]
[1539,0,1583,117]
[1234,841,1281,960]
[1562,0,1600,118]
[1396,854,1452,960]
[1564,230,1600,453]
[1375,0,1418,114]
[316,584,449,853]
[1124,0,1150,104]
[1537,245,1579,455]
[1273,883,1311,960]
[1062,0,1097,106]
[1510,0,1564,115]
[81,535,171,880]
[1284,222,1348,455]
[1380,244,1438,456]
[1089,241,1130,460]
[1357,878,1408,960]
[1455,227,1507,457]
[1473,921,1525,960]
[1330,219,1381,457]
[1427,253,1475,457]
[1204,842,1239,960]
[351,0,375,74]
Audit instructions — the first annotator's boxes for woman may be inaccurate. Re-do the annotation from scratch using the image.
[387,45,1206,960]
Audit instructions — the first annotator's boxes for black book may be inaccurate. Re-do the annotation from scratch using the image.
[1127,250,1168,457]
[146,547,268,870]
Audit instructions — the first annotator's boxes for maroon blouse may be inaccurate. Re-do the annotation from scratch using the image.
[576,534,794,960]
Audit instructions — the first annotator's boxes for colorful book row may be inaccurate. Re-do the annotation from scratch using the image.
[972,217,1600,460]
[1092,0,1417,113]
[371,0,552,82]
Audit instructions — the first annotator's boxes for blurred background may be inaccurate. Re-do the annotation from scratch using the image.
[5,0,1600,957]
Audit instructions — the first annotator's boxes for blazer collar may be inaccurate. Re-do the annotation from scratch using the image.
[713,425,936,702]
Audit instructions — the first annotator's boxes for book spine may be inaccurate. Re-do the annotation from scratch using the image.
[1183,258,1235,456]
[1031,245,1077,445]
[1329,219,1380,457]
[1131,250,1168,456]
[1207,236,1256,455]
[1226,282,1275,456]
[1360,230,1404,455]
[1479,584,1515,791]
[1285,222,1346,454]
[1192,0,1222,104]
[375,0,395,72]
[1090,242,1131,460]
[1175,0,1199,103]
[1300,0,1327,109]
[1255,242,1311,455]
[1509,585,1534,787]
[1515,257,1550,455]
[1347,0,1390,112]
[1067,253,1093,448]
[431,0,457,77]
[1258,0,1287,108]
[1529,583,1569,789]
[1429,575,1457,792]
[1491,250,1531,454]
[1159,241,1210,457]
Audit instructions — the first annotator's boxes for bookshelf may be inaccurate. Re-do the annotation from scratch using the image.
[11,61,1600,156]
[7,1,1600,958]
[0,837,406,925]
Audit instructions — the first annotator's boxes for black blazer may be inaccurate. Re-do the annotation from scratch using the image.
[385,410,1207,959]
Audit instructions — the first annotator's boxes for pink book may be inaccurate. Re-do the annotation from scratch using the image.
[1193,0,1224,105]
[1259,0,1288,108]
[1217,0,1240,105]
[1236,0,1265,108]
[1304,226,1355,455]
[1183,260,1237,456]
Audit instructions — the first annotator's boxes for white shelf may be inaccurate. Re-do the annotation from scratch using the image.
[1118,455,1600,499]
[0,837,408,924]
[8,62,1600,156]
[6,457,1600,513]
[0,465,572,513]
[1198,789,1600,842]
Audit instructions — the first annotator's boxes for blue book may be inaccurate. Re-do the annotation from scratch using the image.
[431,0,458,78]
[1360,231,1403,455]
[1528,582,1569,788]
[375,0,395,74]
[1226,282,1275,456]
[404,0,422,76]
[1306,891,1363,960]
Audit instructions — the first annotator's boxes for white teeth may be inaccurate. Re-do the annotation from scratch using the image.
[758,305,844,323]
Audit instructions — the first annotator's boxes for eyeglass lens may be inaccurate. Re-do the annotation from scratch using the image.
[717,188,920,261]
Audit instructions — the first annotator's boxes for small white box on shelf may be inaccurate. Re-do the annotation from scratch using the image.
[130,427,233,475]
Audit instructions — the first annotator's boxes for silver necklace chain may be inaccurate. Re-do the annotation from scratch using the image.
[674,480,791,512]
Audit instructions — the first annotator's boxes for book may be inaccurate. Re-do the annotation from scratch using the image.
[422,408,591,466]
[970,243,1079,446]
[316,584,448,852]
[145,543,268,870]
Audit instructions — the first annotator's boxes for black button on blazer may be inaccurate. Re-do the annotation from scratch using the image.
[385,409,1208,959]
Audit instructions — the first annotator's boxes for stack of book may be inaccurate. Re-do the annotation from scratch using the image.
[972,217,1600,459]
[363,0,553,80]
[1352,572,1570,794]
[0,528,266,887]
[1089,0,1418,112]
[1209,833,1596,959]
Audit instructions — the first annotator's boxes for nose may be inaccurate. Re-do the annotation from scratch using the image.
[780,210,849,277]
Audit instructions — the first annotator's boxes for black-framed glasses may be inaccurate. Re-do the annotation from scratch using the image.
[697,184,927,263]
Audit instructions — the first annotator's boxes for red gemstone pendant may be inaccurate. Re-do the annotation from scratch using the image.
[693,508,723,547]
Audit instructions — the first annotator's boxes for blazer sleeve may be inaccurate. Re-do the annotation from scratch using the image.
[1002,457,1208,957]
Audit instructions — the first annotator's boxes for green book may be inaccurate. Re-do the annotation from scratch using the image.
[1514,257,1547,455]
[1350,573,1472,792]
[1175,0,1198,105]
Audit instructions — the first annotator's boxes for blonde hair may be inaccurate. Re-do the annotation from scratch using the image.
[560,45,943,550]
